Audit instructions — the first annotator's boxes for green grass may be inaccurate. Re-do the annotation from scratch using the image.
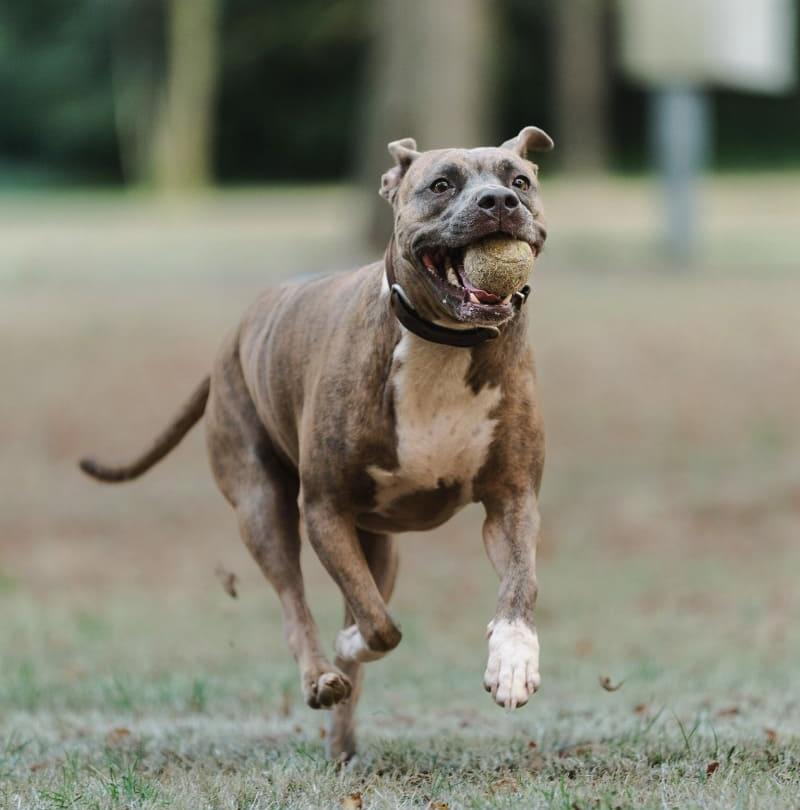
[2,528,799,809]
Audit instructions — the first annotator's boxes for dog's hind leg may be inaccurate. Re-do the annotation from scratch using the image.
[206,352,351,710]
[327,530,398,762]
[236,478,352,709]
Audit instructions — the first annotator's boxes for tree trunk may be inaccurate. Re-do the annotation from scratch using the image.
[553,0,610,173]
[109,0,164,185]
[360,0,492,248]
[152,0,221,190]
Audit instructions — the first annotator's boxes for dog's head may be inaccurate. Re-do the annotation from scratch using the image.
[381,126,553,329]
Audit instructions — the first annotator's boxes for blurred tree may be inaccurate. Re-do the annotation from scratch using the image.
[552,0,610,172]
[359,0,492,248]
[494,1,555,151]
[152,0,221,189]
[215,0,370,181]
[110,0,165,184]
[0,0,797,187]
[0,0,120,185]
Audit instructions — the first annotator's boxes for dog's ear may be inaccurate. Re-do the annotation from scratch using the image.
[380,138,420,204]
[500,126,554,158]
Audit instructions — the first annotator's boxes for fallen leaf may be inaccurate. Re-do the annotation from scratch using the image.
[528,751,546,772]
[164,749,192,768]
[598,675,624,692]
[29,761,48,772]
[426,803,449,810]
[342,793,363,809]
[215,565,238,598]
[715,706,740,718]
[706,761,720,777]
[491,776,518,792]
[319,726,327,739]
[558,740,599,758]
[633,703,648,715]
[764,727,778,743]
[106,727,131,744]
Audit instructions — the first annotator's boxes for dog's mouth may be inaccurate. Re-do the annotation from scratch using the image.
[420,246,511,306]
[414,236,537,324]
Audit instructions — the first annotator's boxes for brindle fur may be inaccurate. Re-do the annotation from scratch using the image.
[80,127,552,761]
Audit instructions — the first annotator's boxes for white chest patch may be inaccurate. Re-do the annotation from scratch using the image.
[368,330,502,512]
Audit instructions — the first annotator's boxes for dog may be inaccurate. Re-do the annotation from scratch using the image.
[80,125,554,761]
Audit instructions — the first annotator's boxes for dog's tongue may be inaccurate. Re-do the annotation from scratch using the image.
[456,267,503,304]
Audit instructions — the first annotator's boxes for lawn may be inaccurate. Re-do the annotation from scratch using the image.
[1,181,799,808]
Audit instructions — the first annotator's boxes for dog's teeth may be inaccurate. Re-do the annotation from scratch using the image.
[446,267,459,286]
[468,292,480,304]
[501,294,512,304]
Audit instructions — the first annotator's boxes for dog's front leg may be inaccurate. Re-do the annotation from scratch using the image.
[480,491,541,709]
[301,498,402,663]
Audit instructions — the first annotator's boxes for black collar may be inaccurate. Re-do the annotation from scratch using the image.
[384,241,530,348]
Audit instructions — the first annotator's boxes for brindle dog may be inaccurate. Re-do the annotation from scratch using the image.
[80,126,553,761]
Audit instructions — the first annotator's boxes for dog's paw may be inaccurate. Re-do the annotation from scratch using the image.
[483,618,540,709]
[304,667,352,709]
[334,625,388,664]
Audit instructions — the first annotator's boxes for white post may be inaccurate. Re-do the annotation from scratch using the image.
[619,0,795,266]
[651,86,711,264]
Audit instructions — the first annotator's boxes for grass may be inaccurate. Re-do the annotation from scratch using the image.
[1,183,799,808]
[2,549,799,809]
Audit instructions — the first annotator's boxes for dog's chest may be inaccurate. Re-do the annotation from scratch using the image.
[367,332,501,521]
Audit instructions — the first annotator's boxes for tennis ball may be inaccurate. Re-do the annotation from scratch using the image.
[462,237,534,298]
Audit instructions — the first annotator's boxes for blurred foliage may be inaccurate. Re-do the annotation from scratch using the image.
[714,85,800,169]
[0,0,798,185]
[494,0,555,145]
[217,0,370,181]
[0,0,119,184]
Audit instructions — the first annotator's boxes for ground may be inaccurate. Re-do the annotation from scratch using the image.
[1,177,799,808]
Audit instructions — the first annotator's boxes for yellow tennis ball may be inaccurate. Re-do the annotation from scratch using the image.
[463,237,534,297]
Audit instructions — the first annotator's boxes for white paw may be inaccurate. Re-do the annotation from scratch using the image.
[483,618,540,709]
[334,625,387,663]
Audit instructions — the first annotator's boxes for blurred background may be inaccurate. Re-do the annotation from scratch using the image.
[1,1,799,805]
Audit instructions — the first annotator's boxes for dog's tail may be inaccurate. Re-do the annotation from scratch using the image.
[79,376,210,484]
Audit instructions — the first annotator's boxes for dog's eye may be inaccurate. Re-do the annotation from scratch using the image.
[430,178,451,194]
[512,175,530,192]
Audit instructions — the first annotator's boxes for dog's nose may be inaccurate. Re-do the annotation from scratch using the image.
[476,186,519,212]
